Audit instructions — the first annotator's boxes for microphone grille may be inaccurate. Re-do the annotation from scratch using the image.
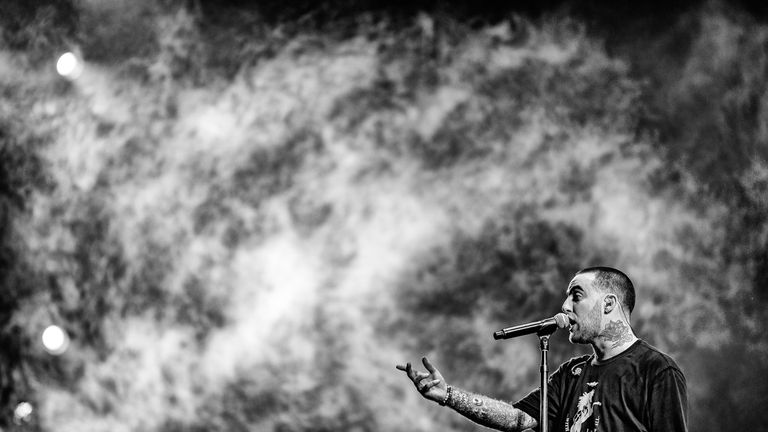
[553,313,569,329]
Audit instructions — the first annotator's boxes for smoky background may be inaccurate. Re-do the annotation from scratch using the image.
[0,0,767,431]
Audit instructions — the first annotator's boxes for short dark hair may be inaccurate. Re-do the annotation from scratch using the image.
[576,266,635,314]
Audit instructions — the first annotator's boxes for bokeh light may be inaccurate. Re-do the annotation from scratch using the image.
[41,325,69,355]
[13,401,33,424]
[55,52,82,79]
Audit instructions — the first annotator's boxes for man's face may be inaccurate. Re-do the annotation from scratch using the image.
[561,272,603,344]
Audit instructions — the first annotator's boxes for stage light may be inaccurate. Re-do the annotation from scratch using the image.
[56,52,83,79]
[13,402,33,424]
[41,325,70,355]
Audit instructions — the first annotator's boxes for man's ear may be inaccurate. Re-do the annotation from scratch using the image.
[603,295,617,314]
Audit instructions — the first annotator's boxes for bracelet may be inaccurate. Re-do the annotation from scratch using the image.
[440,385,453,406]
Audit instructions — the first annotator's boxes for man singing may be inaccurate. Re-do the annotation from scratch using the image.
[397,266,688,431]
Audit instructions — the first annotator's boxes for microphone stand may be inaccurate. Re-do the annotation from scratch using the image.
[492,315,566,432]
[537,329,555,432]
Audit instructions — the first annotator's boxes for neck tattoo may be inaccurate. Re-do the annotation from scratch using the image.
[598,320,634,349]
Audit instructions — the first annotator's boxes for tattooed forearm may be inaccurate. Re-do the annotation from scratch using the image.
[599,320,633,348]
[446,387,537,432]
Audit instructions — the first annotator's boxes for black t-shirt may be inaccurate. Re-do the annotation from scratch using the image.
[513,340,688,432]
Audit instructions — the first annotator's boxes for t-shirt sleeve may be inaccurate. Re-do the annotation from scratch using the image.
[512,362,567,428]
[647,367,688,432]
[512,386,540,423]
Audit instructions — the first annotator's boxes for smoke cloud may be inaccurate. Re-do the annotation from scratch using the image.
[1,1,767,431]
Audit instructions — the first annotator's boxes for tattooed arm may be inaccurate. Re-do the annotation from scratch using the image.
[446,387,537,432]
[397,357,537,432]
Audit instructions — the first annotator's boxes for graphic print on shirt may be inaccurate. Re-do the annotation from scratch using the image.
[568,381,601,432]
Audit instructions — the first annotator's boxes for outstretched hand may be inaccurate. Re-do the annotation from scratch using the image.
[396,357,448,404]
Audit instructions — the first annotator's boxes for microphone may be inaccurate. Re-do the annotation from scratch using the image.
[493,313,570,340]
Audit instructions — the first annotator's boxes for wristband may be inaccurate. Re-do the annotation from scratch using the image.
[440,385,453,406]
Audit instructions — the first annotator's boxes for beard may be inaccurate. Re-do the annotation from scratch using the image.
[568,300,603,344]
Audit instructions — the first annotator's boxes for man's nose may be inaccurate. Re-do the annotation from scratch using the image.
[561,298,572,314]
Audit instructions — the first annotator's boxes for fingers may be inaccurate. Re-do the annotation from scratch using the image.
[414,371,430,380]
[420,379,441,392]
[398,358,441,390]
[397,362,429,381]
[397,362,416,380]
[398,359,446,401]
[422,357,437,373]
